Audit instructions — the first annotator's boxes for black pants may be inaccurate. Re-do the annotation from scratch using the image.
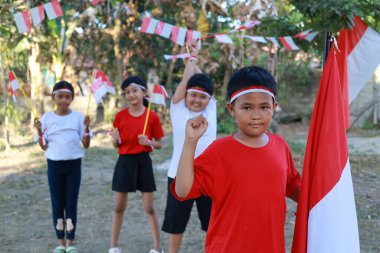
[47,158,81,240]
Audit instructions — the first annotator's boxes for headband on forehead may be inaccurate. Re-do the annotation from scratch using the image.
[128,83,146,91]
[187,87,211,97]
[52,88,73,95]
[229,86,275,103]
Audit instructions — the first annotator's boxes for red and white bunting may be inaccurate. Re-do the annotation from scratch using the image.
[266,37,280,46]
[303,31,319,42]
[151,84,170,106]
[279,36,300,50]
[187,30,202,48]
[294,30,319,42]
[44,0,64,20]
[90,0,103,5]
[215,34,233,44]
[141,16,159,34]
[30,5,45,26]
[233,20,261,32]
[14,11,32,33]
[163,53,190,61]
[242,35,267,43]
[154,21,173,39]
[171,26,187,46]
[8,71,20,102]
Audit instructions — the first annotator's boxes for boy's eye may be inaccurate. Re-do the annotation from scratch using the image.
[242,106,251,110]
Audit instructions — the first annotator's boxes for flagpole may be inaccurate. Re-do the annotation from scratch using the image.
[323,31,332,67]
[86,69,96,116]
[20,86,37,118]
[142,94,152,136]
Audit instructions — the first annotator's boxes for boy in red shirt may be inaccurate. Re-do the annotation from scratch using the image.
[172,66,301,253]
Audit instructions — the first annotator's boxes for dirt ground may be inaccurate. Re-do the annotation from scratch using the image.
[0,123,379,253]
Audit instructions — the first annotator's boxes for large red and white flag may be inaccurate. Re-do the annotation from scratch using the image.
[8,71,21,102]
[90,70,115,103]
[151,84,169,106]
[44,0,64,20]
[171,26,187,46]
[154,21,173,39]
[141,16,159,34]
[279,36,299,50]
[14,11,32,33]
[291,48,360,253]
[30,5,45,26]
[336,16,380,127]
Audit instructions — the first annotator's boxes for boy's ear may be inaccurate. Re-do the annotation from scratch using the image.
[273,101,278,110]
[227,103,235,117]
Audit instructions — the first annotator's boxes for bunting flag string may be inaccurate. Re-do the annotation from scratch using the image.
[139,16,320,54]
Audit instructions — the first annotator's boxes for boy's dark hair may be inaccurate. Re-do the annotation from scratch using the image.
[187,73,214,96]
[52,81,74,98]
[121,76,149,107]
[227,66,277,102]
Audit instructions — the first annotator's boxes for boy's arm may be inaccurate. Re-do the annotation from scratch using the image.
[34,118,47,150]
[81,116,91,149]
[175,114,208,198]
[172,44,200,104]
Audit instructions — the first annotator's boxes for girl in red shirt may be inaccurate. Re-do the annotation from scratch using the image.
[108,76,164,253]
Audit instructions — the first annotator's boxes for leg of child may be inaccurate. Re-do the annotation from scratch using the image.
[142,192,161,251]
[47,160,66,247]
[65,159,82,247]
[168,234,183,253]
[111,192,128,247]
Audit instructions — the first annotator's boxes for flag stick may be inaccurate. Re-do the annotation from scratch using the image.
[86,69,96,116]
[20,86,37,118]
[142,95,152,136]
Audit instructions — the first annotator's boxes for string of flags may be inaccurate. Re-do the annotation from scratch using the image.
[13,0,63,34]
[140,16,320,56]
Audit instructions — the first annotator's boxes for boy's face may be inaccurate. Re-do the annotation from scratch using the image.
[185,91,211,112]
[52,92,73,112]
[228,92,277,138]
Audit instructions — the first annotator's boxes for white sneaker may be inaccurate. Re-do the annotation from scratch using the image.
[108,247,122,253]
[148,249,164,253]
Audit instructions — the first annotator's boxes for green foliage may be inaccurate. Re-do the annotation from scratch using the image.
[216,95,236,134]
[0,99,26,132]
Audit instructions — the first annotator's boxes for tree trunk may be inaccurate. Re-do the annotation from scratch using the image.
[0,53,11,150]
[28,42,43,122]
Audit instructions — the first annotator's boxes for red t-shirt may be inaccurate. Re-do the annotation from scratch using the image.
[171,133,301,253]
[113,107,164,154]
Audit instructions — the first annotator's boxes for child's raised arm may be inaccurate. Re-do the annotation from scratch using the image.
[175,114,208,198]
[172,44,200,104]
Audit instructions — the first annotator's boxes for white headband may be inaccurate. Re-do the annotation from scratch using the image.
[187,88,211,97]
[52,88,73,95]
[129,83,146,90]
[230,87,275,103]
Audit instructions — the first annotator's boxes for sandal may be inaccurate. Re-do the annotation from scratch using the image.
[66,246,78,253]
[53,246,66,253]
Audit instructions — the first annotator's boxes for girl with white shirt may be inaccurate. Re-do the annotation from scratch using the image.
[34,81,91,253]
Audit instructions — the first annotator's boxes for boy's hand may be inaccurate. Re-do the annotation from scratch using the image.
[110,128,121,144]
[84,116,91,128]
[34,118,42,134]
[138,135,150,146]
[185,115,208,141]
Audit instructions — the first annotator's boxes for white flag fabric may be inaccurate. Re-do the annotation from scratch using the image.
[242,35,267,43]
[215,34,233,44]
[141,16,159,34]
[171,26,187,46]
[90,70,115,103]
[186,30,202,48]
[30,5,45,26]
[164,53,190,61]
[292,47,360,253]
[154,21,173,38]
[233,20,261,32]
[279,36,300,50]
[151,84,169,106]
[14,11,32,33]
[266,37,280,46]
[8,71,20,102]
[44,0,64,20]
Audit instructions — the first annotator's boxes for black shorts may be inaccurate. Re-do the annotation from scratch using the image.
[112,153,156,193]
[162,177,212,234]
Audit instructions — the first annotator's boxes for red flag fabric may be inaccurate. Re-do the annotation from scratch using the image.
[151,84,169,106]
[8,71,20,102]
[141,17,159,34]
[90,0,103,5]
[291,48,360,253]
[30,5,45,26]
[90,70,115,103]
[44,0,64,20]
[154,21,173,39]
[336,16,380,128]
[279,36,299,50]
[14,11,32,33]
[171,26,187,46]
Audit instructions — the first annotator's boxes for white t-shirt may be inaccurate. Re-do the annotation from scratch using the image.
[35,111,92,161]
[168,98,217,178]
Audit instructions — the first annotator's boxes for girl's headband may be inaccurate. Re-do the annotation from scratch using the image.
[187,87,211,97]
[229,86,275,103]
[129,83,146,90]
[52,88,73,95]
